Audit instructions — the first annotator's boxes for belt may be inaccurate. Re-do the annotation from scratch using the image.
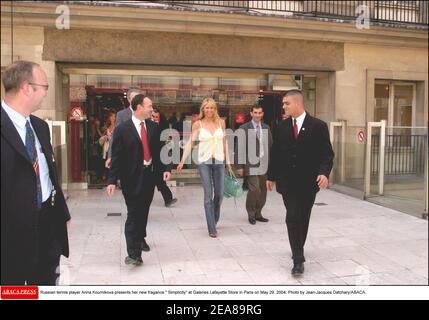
[40,189,56,211]
[143,163,154,171]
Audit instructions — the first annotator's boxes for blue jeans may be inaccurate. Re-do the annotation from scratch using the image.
[198,163,225,234]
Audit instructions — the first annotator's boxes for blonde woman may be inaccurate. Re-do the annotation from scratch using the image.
[177,98,231,238]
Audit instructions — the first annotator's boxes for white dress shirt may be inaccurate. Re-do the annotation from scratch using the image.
[2,100,53,202]
[292,111,306,135]
[132,115,152,165]
[251,119,264,158]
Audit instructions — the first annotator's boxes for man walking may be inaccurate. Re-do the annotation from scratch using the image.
[267,90,334,276]
[107,94,171,265]
[1,61,70,284]
[152,108,177,208]
[105,88,143,169]
[236,105,273,225]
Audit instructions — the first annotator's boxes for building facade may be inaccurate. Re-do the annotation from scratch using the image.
[1,1,428,216]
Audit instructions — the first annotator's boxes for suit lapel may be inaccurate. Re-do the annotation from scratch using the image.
[246,121,254,140]
[1,107,32,164]
[146,119,154,144]
[31,116,58,184]
[31,116,51,160]
[126,119,142,147]
[286,117,295,143]
[297,114,311,143]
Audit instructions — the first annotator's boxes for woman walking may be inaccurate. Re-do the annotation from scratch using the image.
[99,111,116,180]
[177,98,231,237]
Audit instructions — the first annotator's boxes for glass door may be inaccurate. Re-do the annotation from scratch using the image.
[374,81,415,129]
[371,80,427,216]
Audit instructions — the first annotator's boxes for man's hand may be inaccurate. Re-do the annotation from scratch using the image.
[317,175,329,189]
[105,158,111,169]
[266,180,274,191]
[236,168,244,177]
[163,172,171,182]
[106,184,116,197]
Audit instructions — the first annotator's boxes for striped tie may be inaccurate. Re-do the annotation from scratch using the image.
[25,120,43,209]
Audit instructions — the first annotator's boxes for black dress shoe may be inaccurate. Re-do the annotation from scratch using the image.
[248,218,256,225]
[125,256,143,266]
[141,239,150,252]
[255,216,269,222]
[165,198,178,207]
[291,263,304,276]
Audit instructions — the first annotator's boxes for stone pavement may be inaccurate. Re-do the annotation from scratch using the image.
[60,186,428,285]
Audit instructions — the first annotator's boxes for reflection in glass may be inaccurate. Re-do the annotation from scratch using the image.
[374,83,389,122]
[394,84,413,138]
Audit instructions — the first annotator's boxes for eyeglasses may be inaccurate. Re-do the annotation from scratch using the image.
[29,83,49,90]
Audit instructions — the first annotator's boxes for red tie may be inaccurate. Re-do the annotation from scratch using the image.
[293,118,298,139]
[140,121,152,162]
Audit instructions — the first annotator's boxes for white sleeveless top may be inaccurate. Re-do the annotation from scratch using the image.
[197,121,225,162]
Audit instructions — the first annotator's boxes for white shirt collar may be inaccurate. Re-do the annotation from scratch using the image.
[132,114,145,128]
[292,111,306,132]
[293,111,306,124]
[251,119,262,129]
[2,100,29,131]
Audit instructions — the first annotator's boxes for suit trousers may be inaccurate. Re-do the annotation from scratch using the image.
[245,174,267,219]
[282,191,316,264]
[123,169,155,259]
[3,200,62,285]
[156,175,173,204]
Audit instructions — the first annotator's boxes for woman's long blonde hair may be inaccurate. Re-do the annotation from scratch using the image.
[199,97,222,126]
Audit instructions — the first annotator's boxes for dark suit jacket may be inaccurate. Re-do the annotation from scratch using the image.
[1,107,70,282]
[267,113,334,194]
[108,106,133,159]
[108,118,168,197]
[235,121,273,176]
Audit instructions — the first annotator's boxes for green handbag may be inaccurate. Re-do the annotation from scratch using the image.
[224,169,244,198]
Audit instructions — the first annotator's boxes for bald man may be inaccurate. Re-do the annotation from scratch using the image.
[267,90,334,276]
[1,61,70,284]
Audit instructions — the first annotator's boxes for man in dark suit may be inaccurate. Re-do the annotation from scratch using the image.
[106,88,156,252]
[106,94,171,266]
[1,60,70,285]
[152,108,178,208]
[105,87,143,169]
[236,105,273,225]
[267,90,334,276]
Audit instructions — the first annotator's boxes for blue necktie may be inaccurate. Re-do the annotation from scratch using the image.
[25,121,43,209]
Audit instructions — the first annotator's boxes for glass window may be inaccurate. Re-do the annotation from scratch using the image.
[87,75,132,88]
[393,84,413,127]
[303,77,316,116]
[374,83,390,122]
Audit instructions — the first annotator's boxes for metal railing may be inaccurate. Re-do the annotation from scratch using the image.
[372,134,427,175]
[151,1,429,25]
